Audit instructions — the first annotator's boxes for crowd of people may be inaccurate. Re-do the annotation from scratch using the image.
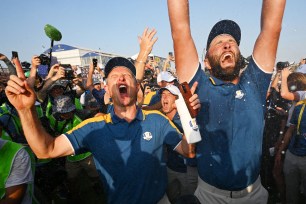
[2,0,306,203]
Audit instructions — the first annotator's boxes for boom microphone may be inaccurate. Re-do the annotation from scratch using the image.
[44,24,62,41]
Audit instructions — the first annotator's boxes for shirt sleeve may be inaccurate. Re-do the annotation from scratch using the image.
[64,120,93,154]
[297,91,306,100]
[6,148,33,188]
[161,116,183,149]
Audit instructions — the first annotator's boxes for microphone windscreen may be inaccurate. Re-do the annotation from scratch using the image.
[44,24,62,41]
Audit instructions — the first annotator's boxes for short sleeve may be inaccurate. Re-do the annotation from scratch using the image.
[6,148,33,188]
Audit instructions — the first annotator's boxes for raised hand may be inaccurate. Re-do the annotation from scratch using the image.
[189,81,200,111]
[138,27,158,58]
[31,55,41,68]
[5,68,36,111]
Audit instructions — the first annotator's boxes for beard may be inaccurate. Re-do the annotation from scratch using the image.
[207,51,244,82]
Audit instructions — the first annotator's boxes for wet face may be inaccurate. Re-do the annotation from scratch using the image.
[161,90,177,114]
[205,34,244,81]
[105,67,138,107]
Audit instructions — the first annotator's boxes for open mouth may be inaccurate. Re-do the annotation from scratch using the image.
[119,84,127,94]
[221,52,234,63]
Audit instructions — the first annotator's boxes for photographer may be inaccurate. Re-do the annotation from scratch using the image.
[37,64,85,118]
[85,62,109,114]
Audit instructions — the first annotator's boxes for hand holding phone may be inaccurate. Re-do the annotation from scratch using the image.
[11,51,23,77]
[93,59,98,68]
[12,51,19,59]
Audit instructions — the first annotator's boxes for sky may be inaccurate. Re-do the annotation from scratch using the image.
[1,0,305,67]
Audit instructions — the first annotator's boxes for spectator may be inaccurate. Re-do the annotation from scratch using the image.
[295,58,306,74]
[86,63,108,114]
[167,0,286,203]
[261,62,291,203]
[143,71,177,111]
[37,64,85,118]
[274,71,306,204]
[49,95,105,203]
[5,56,199,204]
[0,138,34,203]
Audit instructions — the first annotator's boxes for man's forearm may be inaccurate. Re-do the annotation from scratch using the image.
[180,136,196,158]
[36,77,56,102]
[18,107,56,158]
[167,0,198,82]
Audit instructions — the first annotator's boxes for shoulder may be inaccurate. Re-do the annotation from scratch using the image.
[67,113,112,134]
[143,109,166,117]
[190,63,209,86]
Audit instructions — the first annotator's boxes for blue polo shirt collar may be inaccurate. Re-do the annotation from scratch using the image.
[111,106,144,124]
[209,76,234,86]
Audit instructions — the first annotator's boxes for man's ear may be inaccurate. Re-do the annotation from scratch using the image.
[204,58,211,70]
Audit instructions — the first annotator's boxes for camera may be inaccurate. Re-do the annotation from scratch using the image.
[39,54,51,66]
[276,61,290,71]
[60,64,75,80]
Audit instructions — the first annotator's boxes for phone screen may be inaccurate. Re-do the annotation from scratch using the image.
[93,59,97,68]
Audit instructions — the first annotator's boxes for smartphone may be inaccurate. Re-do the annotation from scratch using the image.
[12,51,19,59]
[179,82,198,118]
[93,59,98,68]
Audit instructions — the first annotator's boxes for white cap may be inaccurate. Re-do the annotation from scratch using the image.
[157,73,162,83]
[296,64,306,74]
[158,71,176,83]
[160,84,180,96]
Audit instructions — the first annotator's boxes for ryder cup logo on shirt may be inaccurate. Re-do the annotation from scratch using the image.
[143,132,153,141]
[235,90,244,99]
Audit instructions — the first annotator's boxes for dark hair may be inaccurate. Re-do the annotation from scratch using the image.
[287,72,306,91]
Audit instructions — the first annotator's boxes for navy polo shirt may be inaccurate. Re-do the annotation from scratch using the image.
[166,112,197,172]
[65,107,182,204]
[190,57,271,190]
[288,104,306,156]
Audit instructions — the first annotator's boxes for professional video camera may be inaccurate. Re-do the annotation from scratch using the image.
[39,54,51,66]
